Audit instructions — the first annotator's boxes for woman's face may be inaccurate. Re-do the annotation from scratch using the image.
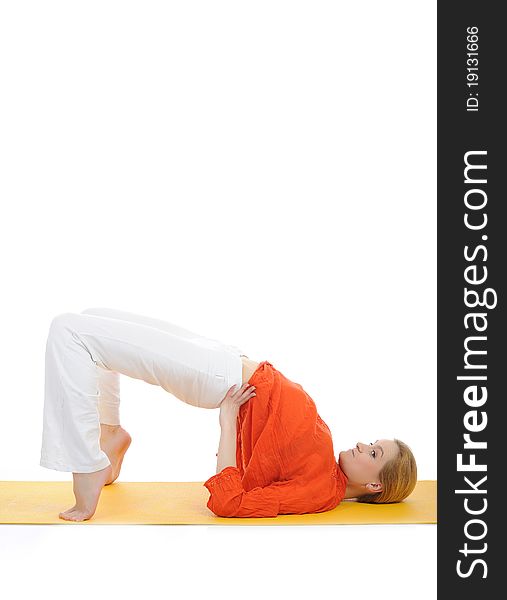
[338,439,399,489]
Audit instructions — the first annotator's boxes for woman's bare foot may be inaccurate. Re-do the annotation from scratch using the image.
[99,424,132,485]
[59,465,112,522]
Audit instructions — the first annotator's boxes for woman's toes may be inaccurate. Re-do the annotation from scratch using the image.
[59,506,76,519]
[59,508,92,521]
[59,511,75,521]
[69,510,91,522]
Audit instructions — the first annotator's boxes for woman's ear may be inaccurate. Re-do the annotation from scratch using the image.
[365,482,383,493]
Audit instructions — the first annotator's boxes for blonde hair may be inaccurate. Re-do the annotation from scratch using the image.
[357,439,417,504]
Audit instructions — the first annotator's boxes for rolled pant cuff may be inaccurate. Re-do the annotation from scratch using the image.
[39,455,111,473]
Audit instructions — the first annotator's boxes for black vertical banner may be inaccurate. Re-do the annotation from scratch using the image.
[438,1,504,596]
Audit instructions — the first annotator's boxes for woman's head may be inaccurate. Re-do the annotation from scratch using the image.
[338,438,417,503]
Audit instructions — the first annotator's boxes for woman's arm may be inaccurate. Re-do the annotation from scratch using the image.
[216,418,238,474]
[215,383,256,474]
[203,467,301,518]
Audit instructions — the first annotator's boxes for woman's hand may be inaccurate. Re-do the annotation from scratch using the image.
[219,383,256,428]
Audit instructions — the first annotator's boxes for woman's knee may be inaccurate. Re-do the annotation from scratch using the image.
[81,307,104,316]
[48,312,80,337]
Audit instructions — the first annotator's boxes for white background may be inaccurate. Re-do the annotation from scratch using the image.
[0,1,436,598]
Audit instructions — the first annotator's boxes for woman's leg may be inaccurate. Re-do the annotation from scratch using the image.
[41,310,243,471]
[40,310,244,520]
[80,306,246,425]
[95,364,121,426]
[80,306,244,350]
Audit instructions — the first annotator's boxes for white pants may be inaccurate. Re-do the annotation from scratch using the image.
[39,307,246,473]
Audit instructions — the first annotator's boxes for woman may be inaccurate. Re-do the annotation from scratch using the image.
[40,307,417,521]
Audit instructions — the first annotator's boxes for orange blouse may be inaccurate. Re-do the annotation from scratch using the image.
[203,360,348,518]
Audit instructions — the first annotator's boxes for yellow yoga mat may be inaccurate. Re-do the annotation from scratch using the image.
[0,480,436,525]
